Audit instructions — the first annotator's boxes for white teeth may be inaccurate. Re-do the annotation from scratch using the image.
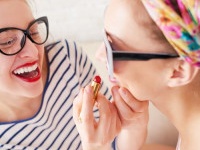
[14,64,38,75]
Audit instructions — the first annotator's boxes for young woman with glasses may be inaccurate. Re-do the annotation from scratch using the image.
[0,0,111,149]
[73,0,200,150]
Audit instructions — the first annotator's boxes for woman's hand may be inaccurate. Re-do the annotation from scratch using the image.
[111,86,149,150]
[73,85,121,150]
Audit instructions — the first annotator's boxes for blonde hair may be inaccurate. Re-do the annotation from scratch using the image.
[24,0,39,18]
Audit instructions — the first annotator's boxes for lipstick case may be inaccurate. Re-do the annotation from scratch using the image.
[91,76,101,100]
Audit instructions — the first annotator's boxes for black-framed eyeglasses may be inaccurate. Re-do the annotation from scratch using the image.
[0,16,49,56]
[103,30,179,79]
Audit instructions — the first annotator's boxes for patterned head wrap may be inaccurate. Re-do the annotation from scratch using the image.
[141,0,200,67]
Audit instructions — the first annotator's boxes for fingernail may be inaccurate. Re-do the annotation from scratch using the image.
[111,86,120,94]
[84,85,92,94]
[119,87,127,96]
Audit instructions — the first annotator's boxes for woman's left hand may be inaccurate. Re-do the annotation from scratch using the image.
[73,85,121,150]
[111,86,149,150]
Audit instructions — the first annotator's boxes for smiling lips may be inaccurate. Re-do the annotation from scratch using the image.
[13,62,41,82]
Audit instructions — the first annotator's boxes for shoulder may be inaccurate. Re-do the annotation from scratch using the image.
[45,39,81,53]
[45,39,85,63]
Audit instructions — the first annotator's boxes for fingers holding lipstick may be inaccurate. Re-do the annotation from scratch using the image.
[81,85,96,127]
[73,88,84,124]
[74,86,95,122]
[73,75,102,129]
[73,84,121,149]
[73,85,96,142]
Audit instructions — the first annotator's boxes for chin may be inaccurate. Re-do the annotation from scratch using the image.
[122,85,147,101]
[20,84,44,98]
[23,90,43,98]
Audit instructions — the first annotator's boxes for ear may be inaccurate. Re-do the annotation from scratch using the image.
[167,60,199,87]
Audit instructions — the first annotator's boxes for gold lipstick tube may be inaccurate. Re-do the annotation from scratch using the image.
[91,76,101,100]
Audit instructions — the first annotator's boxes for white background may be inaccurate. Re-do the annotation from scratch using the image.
[31,0,108,42]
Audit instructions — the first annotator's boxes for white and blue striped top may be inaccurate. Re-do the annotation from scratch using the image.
[0,39,111,150]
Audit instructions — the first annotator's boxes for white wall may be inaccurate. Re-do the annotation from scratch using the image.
[32,0,108,42]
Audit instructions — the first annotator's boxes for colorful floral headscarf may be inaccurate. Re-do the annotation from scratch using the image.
[142,0,200,67]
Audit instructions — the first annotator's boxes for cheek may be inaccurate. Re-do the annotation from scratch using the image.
[113,61,165,100]
[113,61,145,78]
[37,45,45,62]
[113,61,126,74]
[0,58,13,75]
[37,45,44,55]
[113,61,136,86]
[113,62,147,99]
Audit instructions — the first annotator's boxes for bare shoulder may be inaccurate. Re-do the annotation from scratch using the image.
[141,144,175,150]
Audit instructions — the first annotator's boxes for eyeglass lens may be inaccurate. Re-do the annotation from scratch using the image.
[0,30,25,55]
[0,18,48,55]
[29,20,48,44]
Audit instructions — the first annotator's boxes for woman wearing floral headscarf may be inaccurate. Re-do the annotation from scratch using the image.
[73,0,200,149]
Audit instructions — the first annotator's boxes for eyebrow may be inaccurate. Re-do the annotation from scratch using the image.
[103,6,127,46]
[106,31,127,46]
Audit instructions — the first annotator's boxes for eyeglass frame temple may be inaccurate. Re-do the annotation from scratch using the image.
[103,29,115,79]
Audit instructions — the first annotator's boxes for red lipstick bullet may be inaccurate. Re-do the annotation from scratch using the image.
[91,75,101,99]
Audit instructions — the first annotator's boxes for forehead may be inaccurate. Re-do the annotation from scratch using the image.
[104,0,152,49]
[0,0,34,28]
[104,0,153,35]
[104,0,175,53]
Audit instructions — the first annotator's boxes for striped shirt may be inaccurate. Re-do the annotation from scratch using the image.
[0,39,111,150]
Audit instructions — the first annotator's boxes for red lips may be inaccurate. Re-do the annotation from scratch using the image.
[13,62,41,82]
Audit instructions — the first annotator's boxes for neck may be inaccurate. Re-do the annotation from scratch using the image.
[152,83,200,147]
[0,95,42,122]
[0,55,48,122]
[154,87,200,127]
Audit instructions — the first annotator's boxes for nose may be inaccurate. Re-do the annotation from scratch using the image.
[95,42,107,63]
[18,37,39,58]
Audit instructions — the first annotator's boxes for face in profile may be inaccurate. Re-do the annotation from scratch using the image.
[0,0,45,98]
[96,0,178,101]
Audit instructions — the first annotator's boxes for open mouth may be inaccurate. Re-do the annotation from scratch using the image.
[13,63,41,82]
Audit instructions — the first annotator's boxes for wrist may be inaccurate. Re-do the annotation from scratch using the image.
[116,128,147,150]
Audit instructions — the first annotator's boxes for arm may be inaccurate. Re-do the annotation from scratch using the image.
[111,86,149,150]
